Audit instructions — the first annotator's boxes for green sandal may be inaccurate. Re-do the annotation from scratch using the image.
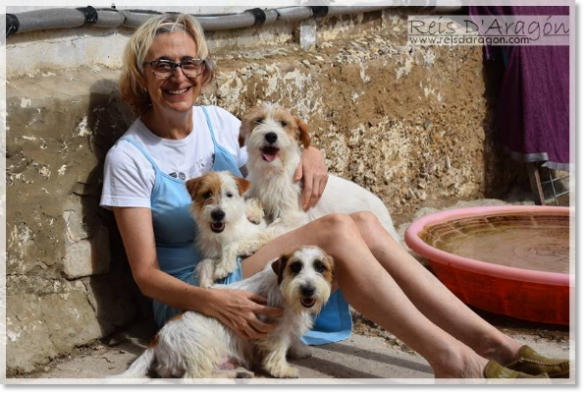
[484,360,549,380]
[505,345,570,379]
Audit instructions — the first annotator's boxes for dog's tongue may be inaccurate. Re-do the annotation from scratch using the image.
[211,222,225,232]
[261,147,279,162]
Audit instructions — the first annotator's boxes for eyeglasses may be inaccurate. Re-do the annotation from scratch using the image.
[145,58,206,80]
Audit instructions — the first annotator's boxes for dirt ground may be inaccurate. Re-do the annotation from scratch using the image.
[13,297,570,381]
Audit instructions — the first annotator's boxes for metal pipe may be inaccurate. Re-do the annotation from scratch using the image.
[197,9,279,31]
[12,8,88,34]
[94,9,125,28]
[276,7,314,22]
[6,5,461,37]
[117,9,159,29]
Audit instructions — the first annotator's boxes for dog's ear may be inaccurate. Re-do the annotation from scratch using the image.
[326,254,335,275]
[234,176,251,196]
[185,176,203,200]
[238,126,247,148]
[295,116,311,149]
[238,115,254,148]
[272,255,289,285]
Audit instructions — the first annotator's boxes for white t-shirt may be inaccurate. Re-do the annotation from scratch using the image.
[100,106,247,209]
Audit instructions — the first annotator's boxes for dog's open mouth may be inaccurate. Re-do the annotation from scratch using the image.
[261,147,280,162]
[210,222,225,233]
[300,298,316,308]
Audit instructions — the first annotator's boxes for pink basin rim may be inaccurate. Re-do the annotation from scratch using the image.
[405,206,573,287]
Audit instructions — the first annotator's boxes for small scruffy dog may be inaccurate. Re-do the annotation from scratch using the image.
[239,103,400,241]
[185,171,273,288]
[114,246,335,379]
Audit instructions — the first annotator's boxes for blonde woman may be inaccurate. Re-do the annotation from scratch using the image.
[102,13,569,379]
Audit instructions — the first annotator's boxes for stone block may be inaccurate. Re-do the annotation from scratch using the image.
[6,294,57,374]
[38,291,105,354]
[63,226,110,280]
[6,280,108,374]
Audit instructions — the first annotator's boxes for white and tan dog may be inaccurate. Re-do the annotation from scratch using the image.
[185,171,272,288]
[239,103,400,241]
[114,246,335,379]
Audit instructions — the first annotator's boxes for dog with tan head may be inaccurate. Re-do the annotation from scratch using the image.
[185,170,269,288]
[239,103,400,241]
[272,246,334,315]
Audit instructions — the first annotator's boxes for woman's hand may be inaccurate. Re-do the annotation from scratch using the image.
[294,146,328,211]
[204,288,283,340]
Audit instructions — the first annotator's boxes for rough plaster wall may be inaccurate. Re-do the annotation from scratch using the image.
[202,11,521,224]
[6,68,148,374]
[5,11,524,375]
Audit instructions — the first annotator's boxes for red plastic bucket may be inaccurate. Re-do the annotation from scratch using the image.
[405,206,573,326]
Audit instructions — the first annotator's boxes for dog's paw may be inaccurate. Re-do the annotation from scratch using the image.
[213,260,238,281]
[235,368,255,379]
[210,368,255,379]
[238,240,264,257]
[197,259,217,288]
[288,343,312,360]
[199,277,215,289]
[266,364,299,379]
[245,198,265,225]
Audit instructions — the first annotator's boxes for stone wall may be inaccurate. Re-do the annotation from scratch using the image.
[5,10,525,375]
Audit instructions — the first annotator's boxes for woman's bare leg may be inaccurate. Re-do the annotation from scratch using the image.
[242,214,487,378]
[349,211,522,365]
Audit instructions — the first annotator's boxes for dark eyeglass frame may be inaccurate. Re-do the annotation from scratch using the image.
[145,58,207,80]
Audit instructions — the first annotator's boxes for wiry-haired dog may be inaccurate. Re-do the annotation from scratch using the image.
[113,246,335,379]
[239,103,400,241]
[184,170,272,288]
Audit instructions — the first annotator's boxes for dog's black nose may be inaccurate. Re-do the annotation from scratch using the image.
[265,132,278,144]
[301,285,315,298]
[211,209,225,221]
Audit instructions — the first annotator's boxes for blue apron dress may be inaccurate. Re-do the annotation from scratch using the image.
[123,106,351,345]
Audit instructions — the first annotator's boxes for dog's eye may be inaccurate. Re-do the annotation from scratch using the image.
[202,191,212,199]
[255,118,264,125]
[280,121,288,127]
[313,260,326,273]
[289,261,302,274]
[227,193,233,198]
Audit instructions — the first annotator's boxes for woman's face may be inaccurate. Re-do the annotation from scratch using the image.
[143,30,203,115]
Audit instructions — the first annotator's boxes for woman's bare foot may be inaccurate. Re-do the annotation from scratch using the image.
[473,335,522,366]
[430,346,488,378]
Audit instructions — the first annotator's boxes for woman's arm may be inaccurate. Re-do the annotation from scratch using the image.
[113,207,282,339]
[295,146,329,211]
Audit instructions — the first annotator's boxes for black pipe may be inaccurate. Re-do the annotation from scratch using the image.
[245,8,267,26]
[310,6,329,19]
[76,6,99,24]
[6,14,20,36]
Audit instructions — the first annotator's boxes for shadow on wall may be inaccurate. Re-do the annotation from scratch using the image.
[83,80,154,333]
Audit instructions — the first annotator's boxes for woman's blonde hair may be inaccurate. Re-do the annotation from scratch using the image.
[119,13,216,115]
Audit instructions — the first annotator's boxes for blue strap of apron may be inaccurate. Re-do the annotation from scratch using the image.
[201,106,242,177]
[201,106,219,146]
[120,136,162,173]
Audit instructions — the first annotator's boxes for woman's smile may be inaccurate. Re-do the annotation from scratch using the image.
[163,85,193,98]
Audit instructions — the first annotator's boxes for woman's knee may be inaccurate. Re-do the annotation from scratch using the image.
[349,211,389,250]
[350,211,385,238]
[313,213,361,246]
[350,211,380,227]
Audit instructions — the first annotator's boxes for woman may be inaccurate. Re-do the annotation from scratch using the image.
[101,13,569,379]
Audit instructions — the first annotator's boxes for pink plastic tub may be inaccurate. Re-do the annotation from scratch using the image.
[405,206,573,325]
